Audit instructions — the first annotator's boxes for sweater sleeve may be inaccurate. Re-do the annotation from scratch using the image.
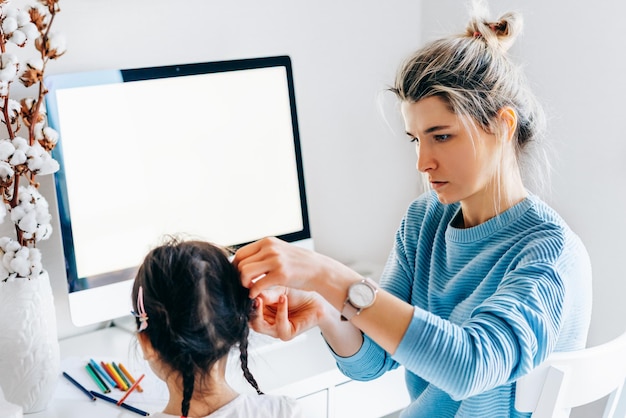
[393,262,564,401]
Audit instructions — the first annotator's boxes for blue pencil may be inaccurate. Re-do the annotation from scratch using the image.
[62,371,96,401]
[90,390,150,416]
[89,358,117,387]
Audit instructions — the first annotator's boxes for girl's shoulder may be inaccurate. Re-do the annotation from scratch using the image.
[213,393,305,418]
[149,394,304,418]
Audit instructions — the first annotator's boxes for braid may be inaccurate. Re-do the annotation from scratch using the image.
[132,237,266,416]
[239,329,263,395]
[181,363,195,417]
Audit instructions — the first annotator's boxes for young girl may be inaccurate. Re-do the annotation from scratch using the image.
[131,237,305,418]
[233,3,592,418]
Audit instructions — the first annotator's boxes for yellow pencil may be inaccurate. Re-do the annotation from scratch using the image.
[103,362,128,391]
[119,363,144,393]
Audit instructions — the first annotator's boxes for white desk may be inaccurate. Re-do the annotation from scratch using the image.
[28,325,409,418]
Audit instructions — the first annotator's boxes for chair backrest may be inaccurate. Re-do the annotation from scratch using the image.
[515,330,626,418]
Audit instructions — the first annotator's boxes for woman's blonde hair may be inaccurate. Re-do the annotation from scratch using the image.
[390,2,550,198]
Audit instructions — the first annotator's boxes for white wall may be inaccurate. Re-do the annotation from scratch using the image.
[28,0,423,339]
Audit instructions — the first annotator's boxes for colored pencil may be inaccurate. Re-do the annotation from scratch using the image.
[117,374,145,405]
[90,358,117,387]
[119,362,144,392]
[112,362,132,389]
[85,363,110,393]
[102,361,127,390]
[62,371,96,401]
[90,390,150,416]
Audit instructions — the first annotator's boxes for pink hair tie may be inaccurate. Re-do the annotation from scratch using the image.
[132,286,149,331]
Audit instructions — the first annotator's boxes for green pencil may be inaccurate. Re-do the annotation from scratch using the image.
[85,363,110,393]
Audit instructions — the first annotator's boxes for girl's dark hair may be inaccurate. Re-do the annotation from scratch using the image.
[131,236,262,417]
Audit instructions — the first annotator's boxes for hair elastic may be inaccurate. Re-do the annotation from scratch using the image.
[131,286,149,331]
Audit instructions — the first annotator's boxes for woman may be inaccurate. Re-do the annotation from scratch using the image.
[233,5,592,418]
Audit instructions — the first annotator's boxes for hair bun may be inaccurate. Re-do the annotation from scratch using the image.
[466,11,523,52]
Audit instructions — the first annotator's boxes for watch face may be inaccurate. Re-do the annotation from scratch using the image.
[349,282,376,308]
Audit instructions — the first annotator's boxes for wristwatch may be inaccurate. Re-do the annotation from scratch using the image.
[340,277,379,321]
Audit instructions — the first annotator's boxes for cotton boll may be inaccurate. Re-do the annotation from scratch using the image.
[10,249,31,278]
[38,155,59,175]
[9,30,27,47]
[0,64,17,83]
[18,211,38,234]
[27,154,43,171]
[3,252,15,269]
[20,23,39,42]
[29,248,42,263]
[26,58,44,72]
[0,99,21,124]
[3,239,20,253]
[15,9,31,27]
[9,150,26,166]
[9,204,26,223]
[0,161,14,181]
[43,127,58,142]
[35,223,52,241]
[0,140,16,160]
[12,136,28,150]
[47,32,66,57]
[26,142,59,174]
[1,17,18,34]
[34,195,49,214]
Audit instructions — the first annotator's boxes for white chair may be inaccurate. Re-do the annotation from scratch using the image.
[515,330,626,418]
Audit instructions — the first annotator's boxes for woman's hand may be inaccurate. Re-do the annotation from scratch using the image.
[236,237,371,356]
[234,237,362,305]
[250,286,327,341]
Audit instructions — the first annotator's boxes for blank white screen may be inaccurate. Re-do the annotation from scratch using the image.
[55,66,304,279]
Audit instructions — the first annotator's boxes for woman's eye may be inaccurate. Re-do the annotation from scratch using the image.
[409,136,419,144]
[434,134,450,142]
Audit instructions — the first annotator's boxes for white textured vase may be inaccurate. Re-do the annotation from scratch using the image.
[0,270,60,414]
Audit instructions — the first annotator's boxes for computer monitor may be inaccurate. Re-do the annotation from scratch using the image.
[45,55,312,327]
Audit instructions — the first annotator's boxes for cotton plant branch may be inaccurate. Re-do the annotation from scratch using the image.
[0,0,64,281]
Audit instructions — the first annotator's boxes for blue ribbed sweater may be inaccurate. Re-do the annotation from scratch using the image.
[333,191,592,418]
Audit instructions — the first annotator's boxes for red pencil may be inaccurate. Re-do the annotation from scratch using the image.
[117,374,145,405]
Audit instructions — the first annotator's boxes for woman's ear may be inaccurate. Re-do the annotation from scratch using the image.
[137,332,158,361]
[498,106,517,142]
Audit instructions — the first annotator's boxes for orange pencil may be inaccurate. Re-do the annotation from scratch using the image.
[117,374,145,406]
[102,361,128,391]
[119,363,144,393]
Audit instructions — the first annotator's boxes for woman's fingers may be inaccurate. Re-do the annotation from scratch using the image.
[275,292,292,341]
[235,237,283,290]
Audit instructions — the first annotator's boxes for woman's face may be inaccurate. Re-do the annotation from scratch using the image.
[401,95,500,208]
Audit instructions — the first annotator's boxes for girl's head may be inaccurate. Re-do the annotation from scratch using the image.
[131,237,261,417]
[391,5,548,207]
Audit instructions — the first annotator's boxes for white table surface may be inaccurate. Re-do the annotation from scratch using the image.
[28,325,339,417]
